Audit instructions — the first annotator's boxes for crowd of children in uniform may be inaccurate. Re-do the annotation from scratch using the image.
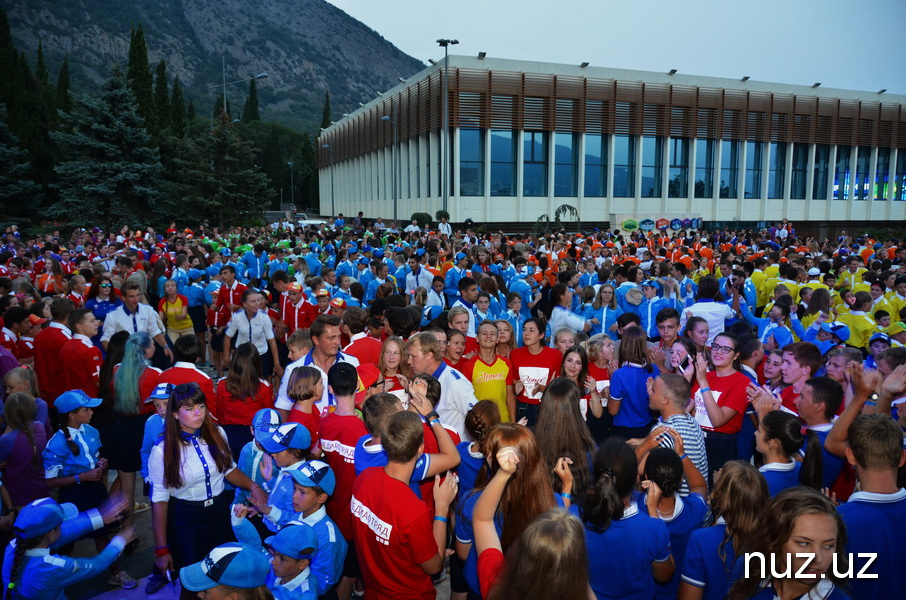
[0,219,904,599]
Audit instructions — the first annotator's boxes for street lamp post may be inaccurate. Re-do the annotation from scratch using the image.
[322,144,335,217]
[437,38,458,215]
[381,115,399,223]
[287,161,294,209]
[210,57,269,130]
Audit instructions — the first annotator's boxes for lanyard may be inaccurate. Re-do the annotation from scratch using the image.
[187,435,214,503]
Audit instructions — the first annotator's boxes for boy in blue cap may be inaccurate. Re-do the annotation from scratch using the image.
[251,422,313,532]
[179,542,272,597]
[235,408,284,506]
[2,496,133,599]
[287,460,347,597]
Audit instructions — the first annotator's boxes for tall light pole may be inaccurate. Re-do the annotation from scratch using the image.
[437,38,458,214]
[287,161,294,210]
[322,144,335,217]
[381,115,399,223]
[210,57,269,130]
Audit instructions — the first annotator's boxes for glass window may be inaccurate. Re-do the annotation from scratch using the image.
[695,139,714,198]
[459,129,483,196]
[813,144,830,199]
[613,134,635,197]
[854,146,871,200]
[875,148,890,200]
[668,138,689,198]
[896,150,906,201]
[720,140,739,198]
[554,132,578,197]
[641,136,662,198]
[523,131,548,196]
[584,133,607,197]
[834,146,851,200]
[768,142,786,199]
[744,141,763,198]
[490,130,516,196]
[790,143,807,199]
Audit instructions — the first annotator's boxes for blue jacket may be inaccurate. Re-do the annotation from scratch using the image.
[232,517,320,600]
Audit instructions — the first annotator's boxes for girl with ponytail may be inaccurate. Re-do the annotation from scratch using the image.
[580,438,674,599]
[756,410,823,496]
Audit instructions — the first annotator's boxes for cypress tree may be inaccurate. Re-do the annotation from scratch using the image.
[51,65,164,229]
[126,24,155,131]
[56,56,72,113]
[7,52,56,182]
[320,91,331,130]
[186,99,196,120]
[34,41,48,86]
[170,75,186,137]
[213,94,231,121]
[153,60,169,132]
[241,78,260,123]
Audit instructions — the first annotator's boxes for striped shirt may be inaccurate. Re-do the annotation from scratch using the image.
[652,413,709,496]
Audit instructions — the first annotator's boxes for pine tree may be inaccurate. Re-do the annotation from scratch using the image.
[213,94,231,121]
[241,78,260,123]
[320,91,331,130]
[51,66,164,229]
[56,56,72,113]
[126,24,155,131]
[0,106,39,220]
[7,52,57,182]
[170,75,186,137]
[186,99,196,121]
[153,60,170,132]
[34,41,48,86]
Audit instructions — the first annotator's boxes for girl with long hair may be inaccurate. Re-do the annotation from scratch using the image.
[3,367,50,435]
[727,488,849,600]
[589,284,624,336]
[445,329,467,370]
[455,424,561,597]
[580,438,674,599]
[474,446,592,600]
[0,393,48,507]
[215,343,275,459]
[546,283,594,335]
[762,349,785,392]
[150,383,266,600]
[158,279,195,344]
[535,376,597,502]
[494,319,516,359]
[678,460,769,600]
[608,326,659,439]
[36,258,63,297]
[378,336,410,391]
[684,315,711,355]
[84,274,123,347]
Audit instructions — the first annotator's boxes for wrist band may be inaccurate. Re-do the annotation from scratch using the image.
[154,547,171,558]
[700,387,711,394]
[426,410,440,422]
[428,418,440,427]
[74,473,81,484]
[559,492,573,500]
[433,516,448,523]
[678,453,687,461]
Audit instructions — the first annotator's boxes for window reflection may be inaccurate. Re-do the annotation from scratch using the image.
[613,135,635,197]
[490,130,516,196]
[554,133,578,197]
[695,139,714,198]
[668,138,689,198]
[459,128,484,196]
[641,136,662,198]
[584,134,607,197]
[523,131,548,196]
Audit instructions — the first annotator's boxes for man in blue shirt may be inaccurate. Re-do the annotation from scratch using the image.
[241,244,268,287]
[444,253,470,307]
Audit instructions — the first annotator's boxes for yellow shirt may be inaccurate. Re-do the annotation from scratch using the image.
[838,268,867,291]
[159,295,194,331]
[750,270,768,307]
[463,355,514,422]
[839,311,876,349]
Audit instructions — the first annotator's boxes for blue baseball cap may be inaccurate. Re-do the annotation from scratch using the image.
[54,390,102,414]
[14,498,79,539]
[252,409,283,444]
[348,244,358,254]
[819,321,851,343]
[259,422,312,454]
[288,460,336,496]
[357,257,370,265]
[362,245,373,254]
[416,248,425,257]
[145,383,175,404]
[641,279,661,292]
[264,523,318,561]
[220,248,232,257]
[455,252,467,262]
[422,305,442,326]
[870,332,891,347]
[187,268,204,281]
[768,327,794,349]
[373,248,384,259]
[180,543,270,592]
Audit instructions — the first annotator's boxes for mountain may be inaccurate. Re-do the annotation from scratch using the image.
[2,0,425,131]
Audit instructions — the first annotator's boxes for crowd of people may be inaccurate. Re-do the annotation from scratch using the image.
[0,214,904,599]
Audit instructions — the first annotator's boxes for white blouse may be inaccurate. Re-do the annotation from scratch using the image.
[149,427,235,503]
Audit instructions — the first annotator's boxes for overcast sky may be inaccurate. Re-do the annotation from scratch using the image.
[327,0,906,95]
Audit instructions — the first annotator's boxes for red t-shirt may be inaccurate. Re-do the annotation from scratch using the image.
[288,407,321,448]
[33,325,72,401]
[319,412,368,540]
[343,335,383,367]
[780,386,800,416]
[215,379,274,425]
[510,346,563,405]
[112,364,163,415]
[418,422,461,514]
[351,468,438,600]
[60,337,102,398]
[690,371,751,434]
[478,548,506,598]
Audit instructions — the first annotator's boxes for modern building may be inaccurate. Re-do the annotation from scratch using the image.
[317,56,906,231]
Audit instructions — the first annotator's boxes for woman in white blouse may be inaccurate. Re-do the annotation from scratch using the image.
[149,382,266,600]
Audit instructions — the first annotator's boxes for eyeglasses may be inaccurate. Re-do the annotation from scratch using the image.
[99,284,112,288]
[711,343,737,355]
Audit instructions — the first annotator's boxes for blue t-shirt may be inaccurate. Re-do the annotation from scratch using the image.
[353,435,430,497]
[799,427,845,489]
[643,492,709,600]
[43,424,103,477]
[455,441,485,503]
[610,363,660,428]
[837,489,906,599]
[759,462,801,497]
[575,502,672,600]
[681,522,736,600]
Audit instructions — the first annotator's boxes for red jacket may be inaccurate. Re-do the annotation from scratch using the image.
[60,336,103,398]
[342,334,383,367]
[158,362,218,418]
[33,323,73,401]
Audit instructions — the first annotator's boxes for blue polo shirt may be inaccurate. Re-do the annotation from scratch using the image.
[759,462,801,497]
[610,363,660,428]
[643,492,709,600]
[353,435,430,497]
[681,521,735,600]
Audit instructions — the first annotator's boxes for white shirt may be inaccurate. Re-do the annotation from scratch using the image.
[404,224,421,233]
[149,427,235,502]
[438,222,452,237]
[549,305,585,337]
[679,300,736,346]
[275,351,360,415]
[224,309,275,354]
[101,302,163,342]
[406,268,434,295]
[433,361,478,440]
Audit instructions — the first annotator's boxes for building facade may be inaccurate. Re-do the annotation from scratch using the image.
[317,56,906,227]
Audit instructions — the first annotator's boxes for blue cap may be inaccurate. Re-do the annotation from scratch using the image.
[870,332,891,346]
[768,327,794,349]
[180,543,270,592]
[455,252,467,262]
[252,409,282,444]
[259,422,312,454]
[518,265,533,278]
[14,498,79,539]
[373,248,384,259]
[421,305,442,326]
[348,244,359,254]
[220,248,232,257]
[641,279,660,292]
[416,248,425,257]
[393,246,405,253]
[357,257,370,265]
[187,268,204,281]
[288,460,336,496]
[819,321,851,343]
[264,523,318,561]
[54,390,102,414]
[146,383,175,403]
[874,242,883,249]
[362,245,373,254]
